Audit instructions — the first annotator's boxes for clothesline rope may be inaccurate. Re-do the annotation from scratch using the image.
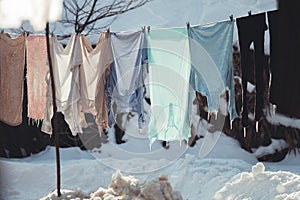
[1,9,279,39]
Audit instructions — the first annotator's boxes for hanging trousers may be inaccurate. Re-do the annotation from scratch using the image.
[268,10,282,109]
[237,13,267,127]
[268,2,300,118]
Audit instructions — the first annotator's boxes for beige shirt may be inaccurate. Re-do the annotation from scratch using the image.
[79,31,113,132]
[41,34,84,135]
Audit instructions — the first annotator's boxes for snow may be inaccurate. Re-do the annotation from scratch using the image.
[1,130,300,200]
[267,109,300,130]
[0,0,63,31]
[214,162,300,200]
[252,139,289,158]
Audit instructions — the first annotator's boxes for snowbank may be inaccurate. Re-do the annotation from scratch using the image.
[41,189,88,200]
[41,171,182,200]
[215,162,300,200]
[91,171,182,200]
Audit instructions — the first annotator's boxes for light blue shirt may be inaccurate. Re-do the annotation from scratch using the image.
[106,30,147,128]
[188,21,238,121]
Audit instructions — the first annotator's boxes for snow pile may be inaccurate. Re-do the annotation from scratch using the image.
[90,171,140,199]
[214,162,300,200]
[90,171,182,200]
[252,162,265,176]
[41,189,89,200]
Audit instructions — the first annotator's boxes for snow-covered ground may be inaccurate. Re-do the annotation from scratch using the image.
[3,0,300,200]
[1,127,300,200]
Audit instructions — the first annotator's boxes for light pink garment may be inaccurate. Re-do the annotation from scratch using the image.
[26,35,48,120]
[0,33,25,126]
[80,31,113,132]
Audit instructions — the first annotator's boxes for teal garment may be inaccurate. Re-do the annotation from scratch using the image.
[188,21,238,121]
[146,28,191,146]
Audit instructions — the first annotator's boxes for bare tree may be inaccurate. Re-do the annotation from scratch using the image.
[60,0,150,35]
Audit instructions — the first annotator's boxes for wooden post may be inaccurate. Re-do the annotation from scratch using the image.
[45,22,61,197]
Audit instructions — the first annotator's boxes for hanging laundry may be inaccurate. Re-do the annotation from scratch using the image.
[26,35,48,121]
[267,10,282,109]
[41,34,84,135]
[79,31,114,132]
[237,13,268,127]
[268,4,300,118]
[106,30,147,129]
[188,20,237,122]
[146,27,191,145]
[0,33,26,126]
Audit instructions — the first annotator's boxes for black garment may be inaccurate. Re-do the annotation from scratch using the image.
[268,1,300,118]
[237,13,268,127]
[268,10,281,106]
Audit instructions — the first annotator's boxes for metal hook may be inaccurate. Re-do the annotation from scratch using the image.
[186,22,190,29]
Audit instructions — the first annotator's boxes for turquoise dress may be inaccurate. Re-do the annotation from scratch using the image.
[146,28,191,146]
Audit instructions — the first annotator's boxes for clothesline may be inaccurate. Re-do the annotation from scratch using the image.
[0,10,276,40]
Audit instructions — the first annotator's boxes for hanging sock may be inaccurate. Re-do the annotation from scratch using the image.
[237,13,268,127]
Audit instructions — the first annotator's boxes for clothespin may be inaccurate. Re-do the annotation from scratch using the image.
[255,121,259,133]
[1,29,4,34]
[141,26,146,32]
[107,28,110,33]
[147,26,150,32]
[248,10,252,16]
[24,31,29,36]
[186,22,190,29]
[229,15,233,22]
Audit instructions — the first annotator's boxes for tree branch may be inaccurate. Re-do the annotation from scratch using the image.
[60,0,151,34]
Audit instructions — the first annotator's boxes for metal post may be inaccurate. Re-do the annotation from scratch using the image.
[45,22,61,197]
